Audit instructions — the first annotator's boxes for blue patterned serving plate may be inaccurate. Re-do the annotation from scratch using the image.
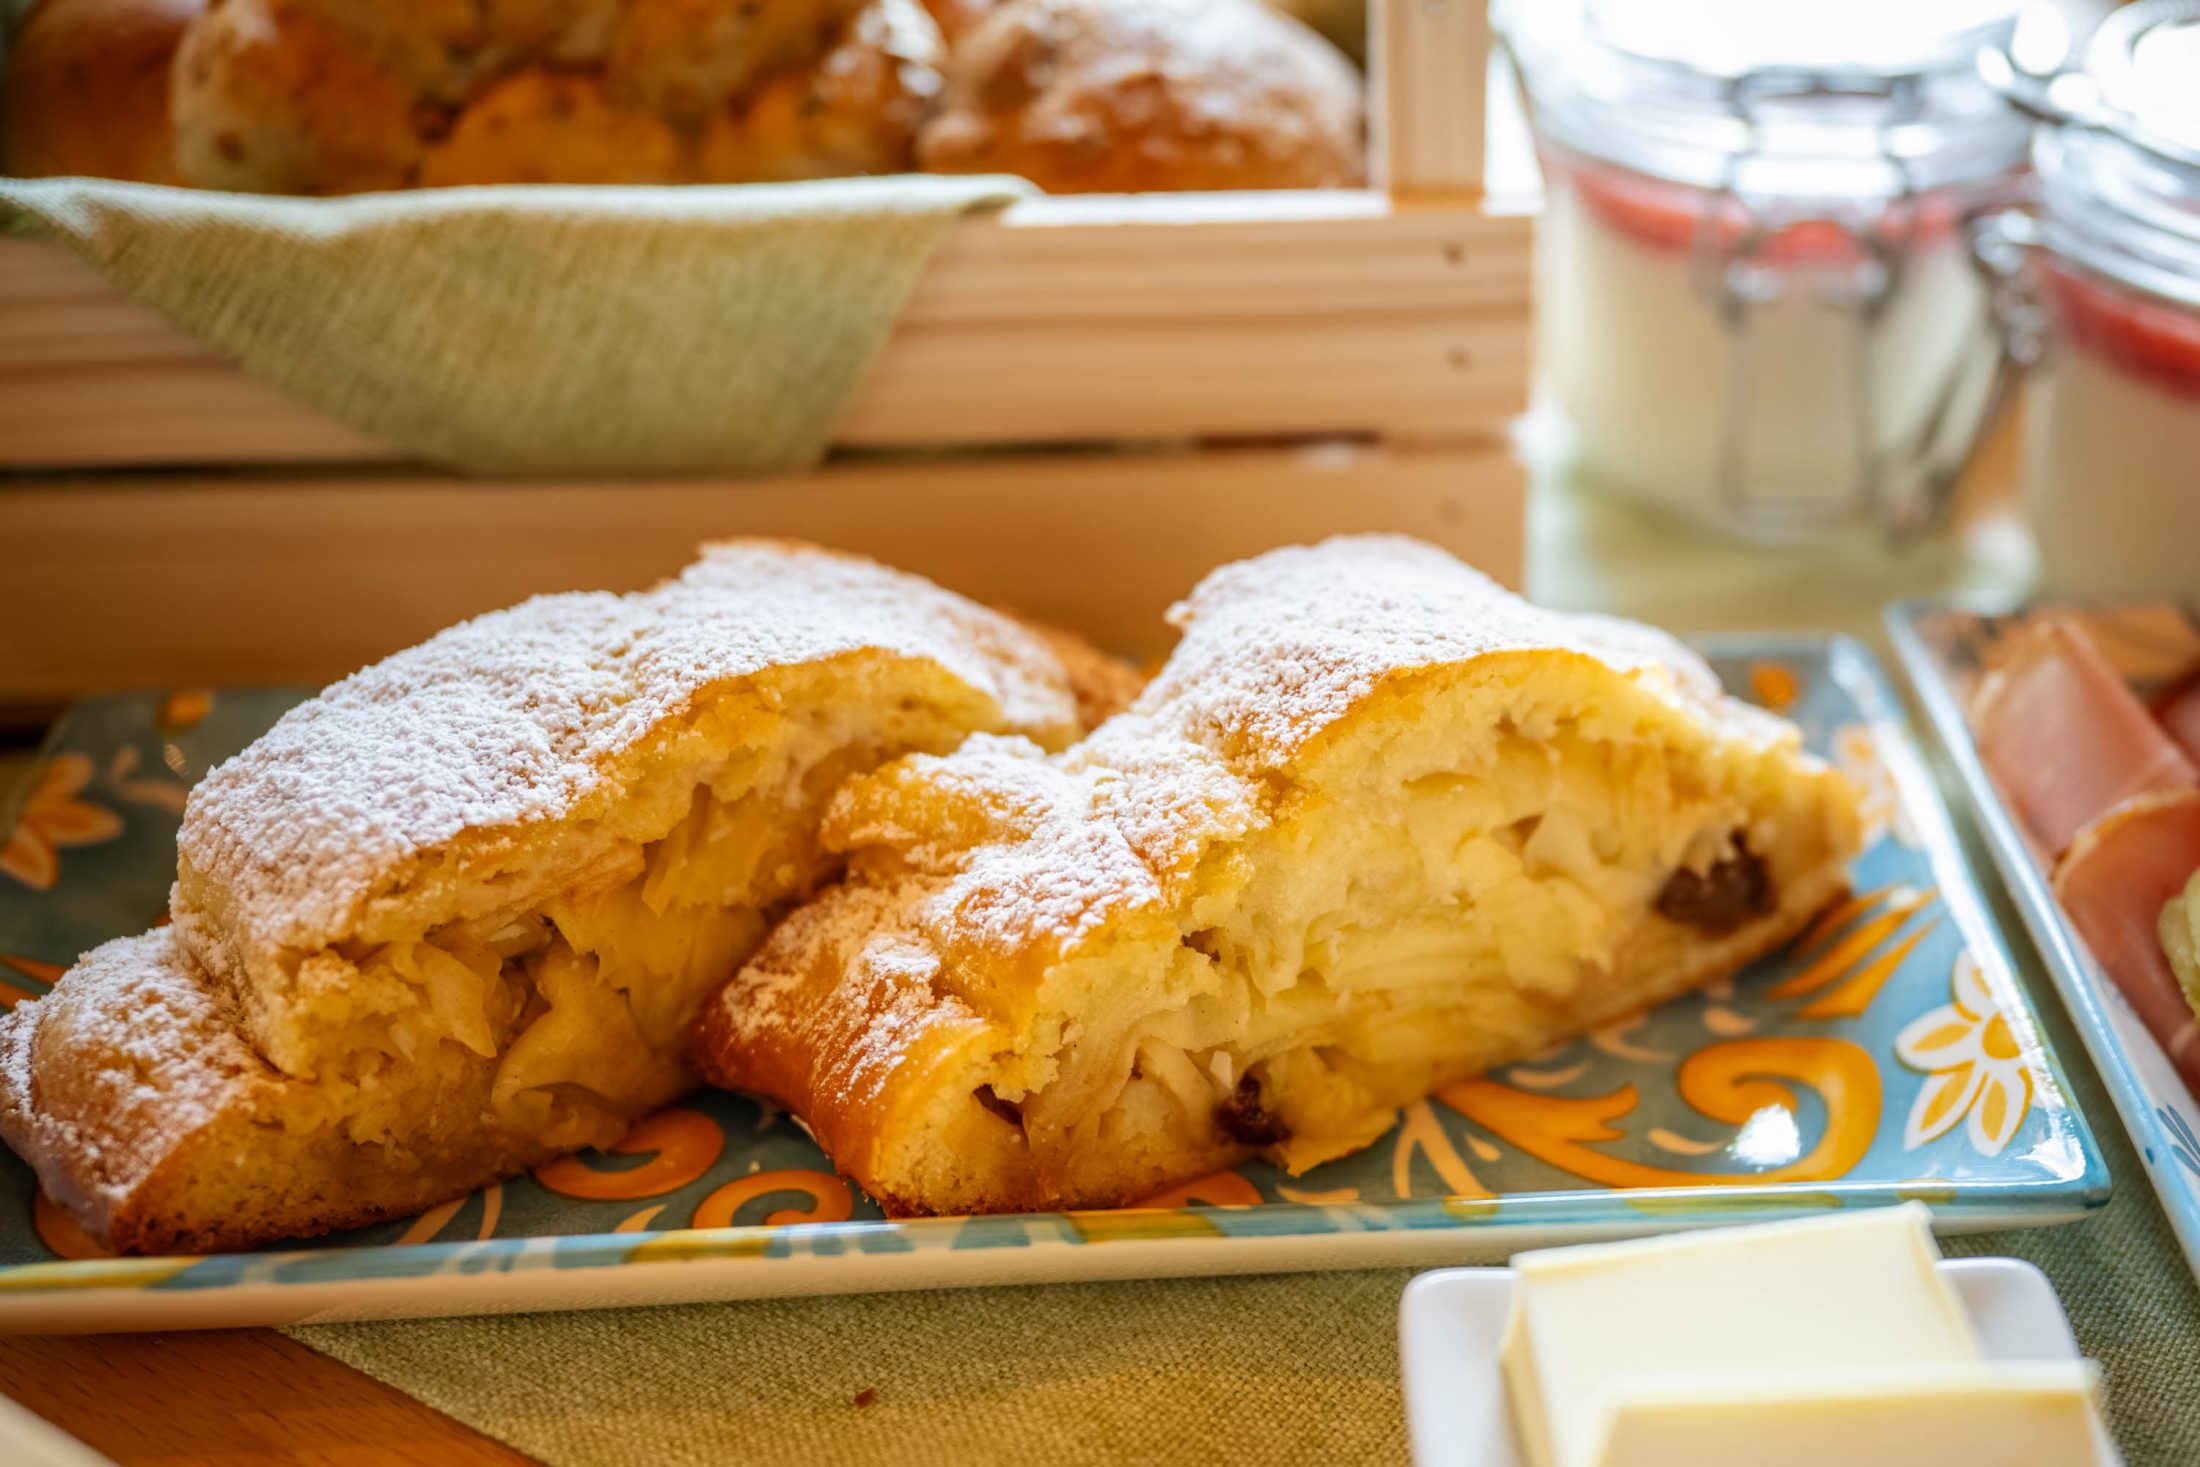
[0,638,2105,1331]
[1890,597,2200,1282]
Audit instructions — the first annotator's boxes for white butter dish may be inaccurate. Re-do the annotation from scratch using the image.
[1399,1257,2116,1467]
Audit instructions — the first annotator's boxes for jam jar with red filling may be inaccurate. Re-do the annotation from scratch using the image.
[1979,0,2200,596]
[1498,0,2034,540]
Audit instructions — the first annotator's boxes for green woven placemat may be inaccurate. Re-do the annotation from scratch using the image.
[301,1269,1414,1466]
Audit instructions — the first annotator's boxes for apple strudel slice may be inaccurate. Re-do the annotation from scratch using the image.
[0,540,1117,1254]
[695,536,1863,1215]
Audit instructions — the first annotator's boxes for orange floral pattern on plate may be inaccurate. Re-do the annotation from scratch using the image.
[0,754,123,892]
[692,1170,853,1229]
[534,1108,726,1201]
[1134,1171,1264,1210]
[0,955,62,1009]
[1441,1037,1882,1190]
[1895,952,2037,1158]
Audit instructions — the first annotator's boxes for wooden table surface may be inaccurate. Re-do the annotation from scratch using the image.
[0,1331,530,1465]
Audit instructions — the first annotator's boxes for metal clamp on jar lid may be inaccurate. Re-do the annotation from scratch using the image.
[1976,1,2200,596]
[1500,0,2035,540]
[1982,0,2200,311]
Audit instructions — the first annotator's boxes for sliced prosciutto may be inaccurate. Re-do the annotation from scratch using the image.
[1973,618,2197,858]
[2154,671,2200,769]
[2053,789,2200,1093]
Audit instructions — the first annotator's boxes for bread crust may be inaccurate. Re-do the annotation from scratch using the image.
[173,539,1082,998]
[170,0,424,194]
[159,0,946,190]
[699,0,945,183]
[0,928,624,1254]
[916,0,1364,192]
[0,0,203,183]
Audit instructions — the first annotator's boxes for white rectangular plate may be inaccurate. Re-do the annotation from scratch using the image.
[1889,598,2200,1283]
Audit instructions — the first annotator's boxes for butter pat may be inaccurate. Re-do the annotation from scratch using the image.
[1501,1205,1980,1467]
[1594,1363,2112,1466]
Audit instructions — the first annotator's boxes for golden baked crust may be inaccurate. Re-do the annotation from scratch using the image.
[916,0,1364,193]
[695,536,1862,1215]
[699,0,944,183]
[0,540,1104,1253]
[0,928,601,1254]
[11,0,1360,193]
[273,0,625,102]
[606,0,869,123]
[171,0,425,194]
[915,0,997,45]
[0,0,203,183]
[166,0,944,191]
[1003,610,1146,730]
[416,70,689,187]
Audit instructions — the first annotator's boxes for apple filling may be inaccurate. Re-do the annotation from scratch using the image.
[949,713,1847,1202]
[240,669,1005,1164]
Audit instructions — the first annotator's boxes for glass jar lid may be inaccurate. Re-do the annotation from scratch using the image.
[1986,0,2200,309]
[1499,0,2034,199]
[2082,0,2200,164]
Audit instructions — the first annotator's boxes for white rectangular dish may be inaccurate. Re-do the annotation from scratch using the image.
[1398,1256,2111,1467]
[1889,598,2200,1283]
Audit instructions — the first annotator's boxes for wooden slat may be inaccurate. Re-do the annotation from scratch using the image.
[1370,0,1494,198]
[0,249,384,464]
[0,194,1531,471]
[0,1331,533,1466]
[0,440,1526,701]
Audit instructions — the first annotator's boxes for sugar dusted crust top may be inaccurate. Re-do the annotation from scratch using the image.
[176,539,1085,959]
[1134,535,1771,770]
[0,928,265,1243]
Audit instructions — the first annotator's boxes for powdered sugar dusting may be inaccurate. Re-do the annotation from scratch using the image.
[844,935,953,1079]
[736,881,924,1036]
[721,876,983,1110]
[848,727,1259,960]
[0,928,260,1231]
[178,540,1083,957]
[725,535,1787,1038]
[946,743,1236,954]
[1137,535,1731,772]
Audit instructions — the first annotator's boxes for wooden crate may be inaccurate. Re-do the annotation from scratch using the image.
[0,444,1526,700]
[0,191,1530,467]
[0,0,1532,703]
